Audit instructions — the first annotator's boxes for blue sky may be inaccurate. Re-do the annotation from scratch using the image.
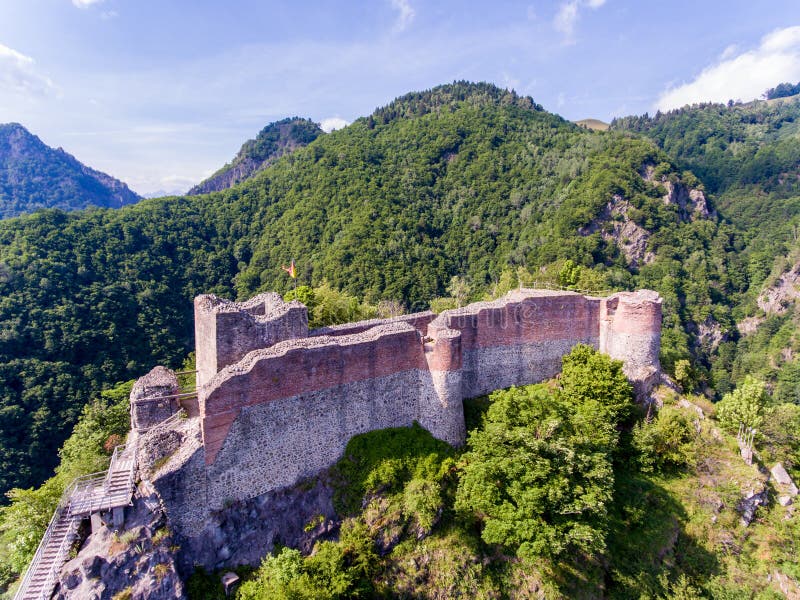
[1,0,799,195]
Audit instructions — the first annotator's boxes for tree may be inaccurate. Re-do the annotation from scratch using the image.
[447,276,471,308]
[455,346,633,562]
[633,405,697,473]
[715,376,768,433]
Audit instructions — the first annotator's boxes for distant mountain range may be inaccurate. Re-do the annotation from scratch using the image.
[187,117,323,194]
[0,123,140,219]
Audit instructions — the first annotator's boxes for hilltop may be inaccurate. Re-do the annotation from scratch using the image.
[0,123,140,219]
[187,117,323,194]
[576,118,610,131]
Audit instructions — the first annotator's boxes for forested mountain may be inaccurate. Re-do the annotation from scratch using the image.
[0,123,140,219]
[0,81,772,500]
[187,117,323,194]
[612,95,800,397]
[4,80,800,598]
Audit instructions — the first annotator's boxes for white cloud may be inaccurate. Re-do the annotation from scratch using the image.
[553,0,607,41]
[655,25,800,111]
[390,0,415,32]
[554,2,579,37]
[720,44,738,60]
[0,43,56,96]
[72,0,104,8]
[320,117,349,132]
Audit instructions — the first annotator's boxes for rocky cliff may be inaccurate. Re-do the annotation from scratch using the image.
[188,118,323,195]
[0,123,140,219]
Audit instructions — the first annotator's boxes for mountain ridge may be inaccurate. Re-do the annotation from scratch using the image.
[0,123,141,219]
[187,117,323,195]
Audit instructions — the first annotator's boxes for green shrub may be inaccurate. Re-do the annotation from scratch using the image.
[715,375,767,433]
[455,345,633,562]
[237,521,378,600]
[633,406,697,473]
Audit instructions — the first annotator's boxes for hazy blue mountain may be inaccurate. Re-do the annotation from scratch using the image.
[0,123,140,219]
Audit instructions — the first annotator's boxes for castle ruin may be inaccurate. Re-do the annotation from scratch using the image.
[131,287,662,543]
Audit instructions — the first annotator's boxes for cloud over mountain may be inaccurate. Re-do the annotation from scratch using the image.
[656,25,800,111]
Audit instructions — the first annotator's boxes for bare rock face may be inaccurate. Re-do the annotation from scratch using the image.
[737,316,764,336]
[695,316,726,352]
[641,164,713,221]
[55,483,184,600]
[578,194,656,268]
[661,180,713,221]
[758,262,800,314]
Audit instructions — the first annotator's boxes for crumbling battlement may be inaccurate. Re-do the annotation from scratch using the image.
[194,292,308,385]
[130,366,180,430]
[141,288,661,537]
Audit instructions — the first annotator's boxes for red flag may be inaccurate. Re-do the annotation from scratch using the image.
[281,259,297,279]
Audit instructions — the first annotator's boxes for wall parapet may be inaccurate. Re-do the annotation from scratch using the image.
[194,292,308,387]
[147,287,663,525]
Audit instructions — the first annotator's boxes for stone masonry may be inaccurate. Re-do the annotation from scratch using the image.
[139,287,662,539]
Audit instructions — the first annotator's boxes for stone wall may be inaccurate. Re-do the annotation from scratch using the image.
[194,292,308,387]
[143,287,662,541]
[430,290,601,397]
[130,366,180,430]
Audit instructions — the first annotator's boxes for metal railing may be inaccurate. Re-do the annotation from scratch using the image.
[521,280,619,297]
[12,472,95,600]
[14,441,138,600]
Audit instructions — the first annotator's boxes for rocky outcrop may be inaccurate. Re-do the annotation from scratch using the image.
[661,180,713,221]
[578,194,656,267]
[737,316,764,336]
[738,485,769,526]
[54,482,184,600]
[641,164,714,221]
[188,118,323,195]
[758,262,800,314]
[578,168,713,269]
[771,462,799,507]
[694,316,727,352]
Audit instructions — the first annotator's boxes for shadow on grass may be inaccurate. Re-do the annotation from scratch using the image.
[603,471,720,599]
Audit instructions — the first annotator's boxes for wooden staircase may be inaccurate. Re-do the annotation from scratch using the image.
[14,441,137,600]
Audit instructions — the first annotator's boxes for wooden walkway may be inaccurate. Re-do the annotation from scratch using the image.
[14,442,137,600]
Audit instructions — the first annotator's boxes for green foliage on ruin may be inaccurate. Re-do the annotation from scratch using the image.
[175,346,800,599]
[284,283,381,328]
[455,345,631,562]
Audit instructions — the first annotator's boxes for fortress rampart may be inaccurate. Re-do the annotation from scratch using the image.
[138,287,661,538]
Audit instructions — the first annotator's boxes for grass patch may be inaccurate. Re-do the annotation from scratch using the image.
[331,422,454,516]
